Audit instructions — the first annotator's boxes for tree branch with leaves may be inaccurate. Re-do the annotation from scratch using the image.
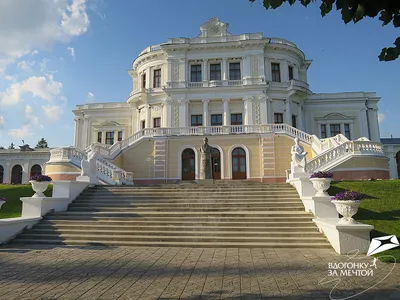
[249,0,400,61]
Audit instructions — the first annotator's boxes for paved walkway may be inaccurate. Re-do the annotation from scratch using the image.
[0,245,399,300]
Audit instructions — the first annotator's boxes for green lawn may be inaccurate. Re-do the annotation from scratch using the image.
[329,180,400,263]
[0,184,53,219]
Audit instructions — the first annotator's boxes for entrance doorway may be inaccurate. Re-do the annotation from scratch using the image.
[212,148,221,179]
[11,165,23,184]
[182,148,195,180]
[232,147,247,179]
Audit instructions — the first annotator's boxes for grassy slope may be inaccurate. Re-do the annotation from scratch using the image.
[0,184,53,219]
[329,180,400,263]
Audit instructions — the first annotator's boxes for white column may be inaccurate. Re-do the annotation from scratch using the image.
[202,59,208,82]
[180,58,186,84]
[222,58,228,81]
[22,162,29,184]
[298,105,304,130]
[326,123,331,138]
[294,66,299,80]
[387,146,398,179]
[359,109,369,138]
[73,117,81,147]
[266,98,272,123]
[163,99,173,127]
[368,108,381,142]
[340,123,345,136]
[258,54,265,82]
[349,123,354,140]
[259,96,268,124]
[145,104,151,128]
[222,98,230,125]
[202,99,209,126]
[81,116,89,149]
[243,55,251,81]
[179,99,189,127]
[243,96,253,125]
[167,58,173,86]
[281,60,289,82]
[114,130,118,143]
[285,98,292,126]
[136,108,141,131]
[3,162,10,184]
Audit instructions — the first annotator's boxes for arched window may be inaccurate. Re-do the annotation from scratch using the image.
[11,165,23,184]
[30,164,42,178]
[0,165,3,184]
[181,148,195,180]
[232,147,247,179]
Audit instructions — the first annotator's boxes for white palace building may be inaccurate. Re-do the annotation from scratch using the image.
[1,18,400,184]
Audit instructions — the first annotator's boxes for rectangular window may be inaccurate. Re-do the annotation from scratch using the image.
[153,69,161,88]
[330,124,341,136]
[271,63,281,82]
[321,124,327,139]
[292,115,297,128]
[289,66,294,80]
[97,132,102,143]
[211,114,222,126]
[153,117,161,128]
[142,73,146,88]
[229,62,241,80]
[344,124,351,140]
[191,115,203,126]
[141,120,145,129]
[105,132,114,145]
[210,63,221,81]
[190,65,202,82]
[274,113,283,124]
[117,131,123,141]
[231,113,242,125]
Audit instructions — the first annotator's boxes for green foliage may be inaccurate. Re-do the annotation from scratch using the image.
[8,142,15,149]
[329,180,400,262]
[36,138,49,148]
[251,0,400,61]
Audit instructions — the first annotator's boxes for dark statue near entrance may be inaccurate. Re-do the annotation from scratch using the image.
[199,137,213,179]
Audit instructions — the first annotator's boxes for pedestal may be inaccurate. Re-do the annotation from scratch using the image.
[76,175,99,185]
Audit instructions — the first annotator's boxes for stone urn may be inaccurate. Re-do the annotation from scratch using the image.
[310,178,332,197]
[331,200,362,224]
[29,180,51,198]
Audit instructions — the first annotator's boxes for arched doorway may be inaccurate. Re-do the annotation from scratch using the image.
[30,164,42,178]
[0,165,3,183]
[232,147,247,179]
[182,148,195,180]
[212,148,221,180]
[396,151,400,179]
[11,165,23,184]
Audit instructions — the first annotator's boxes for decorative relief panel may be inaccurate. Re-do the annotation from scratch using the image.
[251,55,259,78]
[151,105,162,118]
[253,99,261,125]
[173,102,180,127]
[172,60,180,82]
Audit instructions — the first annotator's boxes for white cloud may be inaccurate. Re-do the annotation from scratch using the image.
[25,104,32,115]
[0,116,4,125]
[87,92,95,103]
[31,50,38,55]
[8,125,31,138]
[0,0,90,71]
[42,105,63,122]
[378,113,385,124]
[0,74,62,106]
[17,60,35,71]
[67,47,75,58]
[3,75,14,81]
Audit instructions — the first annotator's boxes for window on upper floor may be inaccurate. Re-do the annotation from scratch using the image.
[320,123,351,139]
[274,113,283,124]
[97,132,102,143]
[153,69,161,88]
[229,62,241,80]
[231,114,242,125]
[191,115,203,126]
[271,63,281,82]
[292,115,297,128]
[210,63,221,81]
[141,120,145,129]
[153,117,161,128]
[289,66,294,80]
[118,131,123,142]
[190,65,202,82]
[211,114,222,126]
[105,132,114,145]
[142,73,146,88]
[344,124,351,140]
[330,124,341,136]
[321,124,327,139]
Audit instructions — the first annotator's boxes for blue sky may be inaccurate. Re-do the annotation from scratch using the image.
[0,0,399,148]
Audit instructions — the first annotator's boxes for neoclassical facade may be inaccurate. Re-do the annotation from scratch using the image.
[63,18,395,183]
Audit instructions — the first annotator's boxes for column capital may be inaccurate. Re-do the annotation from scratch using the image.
[202,58,208,63]
[179,99,190,105]
[163,98,174,105]
[222,98,230,103]
[202,99,210,104]
[243,96,253,102]
[259,94,269,102]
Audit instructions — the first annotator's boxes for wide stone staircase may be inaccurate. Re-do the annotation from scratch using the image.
[11,182,331,248]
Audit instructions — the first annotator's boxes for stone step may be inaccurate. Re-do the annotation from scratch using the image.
[10,239,332,248]
[14,233,328,243]
[66,206,306,212]
[25,229,322,237]
[75,196,300,201]
[68,201,303,207]
[34,224,318,232]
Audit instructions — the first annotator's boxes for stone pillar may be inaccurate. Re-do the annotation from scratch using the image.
[281,61,289,82]
[180,58,186,84]
[298,105,304,130]
[73,117,80,147]
[259,95,268,124]
[368,108,381,142]
[285,98,292,126]
[266,98,272,124]
[222,58,228,81]
[359,109,369,139]
[202,99,209,126]
[163,99,173,127]
[222,98,230,126]
[22,162,30,184]
[3,162,10,184]
[136,108,141,132]
[387,146,398,179]
[81,116,89,149]
[202,59,208,82]
[326,124,331,138]
[340,124,345,136]
[167,58,173,86]
[243,55,251,84]
[145,104,151,128]
[243,96,253,125]
[179,99,189,127]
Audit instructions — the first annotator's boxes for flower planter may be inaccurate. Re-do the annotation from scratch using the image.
[310,178,332,197]
[29,180,51,198]
[331,200,362,224]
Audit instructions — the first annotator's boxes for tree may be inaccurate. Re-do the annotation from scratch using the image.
[8,142,15,149]
[249,0,400,61]
[36,138,49,148]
